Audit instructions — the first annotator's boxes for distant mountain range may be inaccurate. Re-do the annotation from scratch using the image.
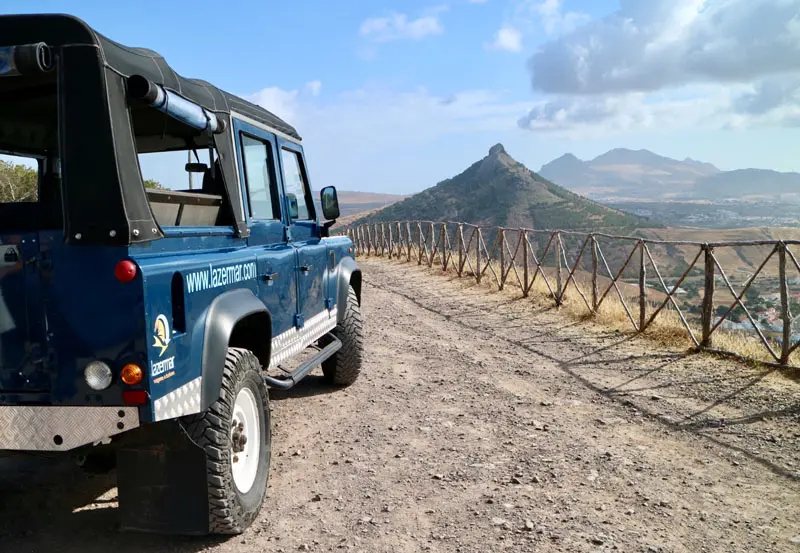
[538,148,800,201]
[351,144,657,232]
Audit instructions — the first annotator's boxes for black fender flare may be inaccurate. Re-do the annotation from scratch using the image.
[199,288,271,411]
[335,255,361,323]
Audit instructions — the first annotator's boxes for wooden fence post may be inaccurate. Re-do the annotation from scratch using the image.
[499,229,506,290]
[555,232,563,305]
[457,224,464,277]
[522,230,529,298]
[476,228,483,284]
[441,223,447,271]
[639,240,647,332]
[779,242,792,364]
[701,245,716,348]
[428,222,435,268]
[396,223,401,259]
[417,223,423,265]
[406,222,412,262]
[591,235,598,312]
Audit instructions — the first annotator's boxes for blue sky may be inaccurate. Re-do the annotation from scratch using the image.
[6,0,800,194]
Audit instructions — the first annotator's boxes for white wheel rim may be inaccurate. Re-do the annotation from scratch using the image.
[231,387,260,494]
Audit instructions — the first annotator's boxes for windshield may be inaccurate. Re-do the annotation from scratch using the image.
[0,69,60,232]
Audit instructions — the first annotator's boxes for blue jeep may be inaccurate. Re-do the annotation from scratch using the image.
[0,14,363,535]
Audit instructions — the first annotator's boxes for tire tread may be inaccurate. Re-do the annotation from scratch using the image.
[182,347,270,534]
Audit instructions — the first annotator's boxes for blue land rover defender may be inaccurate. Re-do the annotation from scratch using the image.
[0,14,363,535]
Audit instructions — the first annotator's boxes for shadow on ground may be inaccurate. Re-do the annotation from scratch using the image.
[0,373,333,552]
[364,272,800,483]
[0,454,226,553]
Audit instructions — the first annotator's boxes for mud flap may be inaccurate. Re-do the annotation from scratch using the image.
[116,420,209,535]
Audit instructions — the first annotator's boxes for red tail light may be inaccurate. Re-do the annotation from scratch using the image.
[123,390,148,405]
[115,260,137,282]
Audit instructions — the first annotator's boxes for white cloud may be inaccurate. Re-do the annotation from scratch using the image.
[518,86,733,136]
[246,80,323,123]
[246,87,299,123]
[485,26,523,52]
[483,0,588,55]
[527,0,800,95]
[518,0,800,136]
[247,85,532,144]
[359,10,445,43]
[305,81,322,97]
[518,80,800,138]
[244,83,533,191]
[526,0,590,36]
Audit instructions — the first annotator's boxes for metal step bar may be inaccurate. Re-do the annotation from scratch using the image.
[263,334,341,390]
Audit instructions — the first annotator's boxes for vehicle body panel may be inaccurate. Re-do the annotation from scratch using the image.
[0,15,361,452]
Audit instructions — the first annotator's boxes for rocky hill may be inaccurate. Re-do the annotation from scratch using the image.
[538,148,800,201]
[351,144,657,232]
[539,148,720,200]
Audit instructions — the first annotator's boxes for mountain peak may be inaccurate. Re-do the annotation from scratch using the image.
[488,143,506,157]
[352,143,655,232]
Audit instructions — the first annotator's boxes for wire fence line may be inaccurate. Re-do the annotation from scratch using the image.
[342,220,800,370]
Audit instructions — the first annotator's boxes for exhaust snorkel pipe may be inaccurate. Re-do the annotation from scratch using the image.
[0,42,53,77]
[127,74,226,134]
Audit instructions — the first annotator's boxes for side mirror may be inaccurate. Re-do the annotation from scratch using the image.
[287,194,299,219]
[320,186,340,220]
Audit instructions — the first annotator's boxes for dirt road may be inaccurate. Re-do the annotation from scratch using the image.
[1,257,799,552]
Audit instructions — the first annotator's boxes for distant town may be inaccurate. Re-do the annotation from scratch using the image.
[609,197,800,230]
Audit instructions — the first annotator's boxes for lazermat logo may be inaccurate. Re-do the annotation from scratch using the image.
[153,314,170,357]
[185,261,257,294]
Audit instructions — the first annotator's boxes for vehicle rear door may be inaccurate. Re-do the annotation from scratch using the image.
[232,120,297,337]
[0,231,49,393]
[275,139,329,327]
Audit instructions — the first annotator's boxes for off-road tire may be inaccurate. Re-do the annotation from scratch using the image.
[321,285,364,386]
[182,348,271,535]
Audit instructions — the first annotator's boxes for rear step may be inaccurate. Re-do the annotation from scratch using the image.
[264,333,342,390]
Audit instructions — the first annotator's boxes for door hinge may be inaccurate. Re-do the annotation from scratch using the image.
[325,297,335,310]
[294,313,305,328]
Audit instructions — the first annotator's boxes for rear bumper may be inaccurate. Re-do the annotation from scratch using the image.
[0,406,139,451]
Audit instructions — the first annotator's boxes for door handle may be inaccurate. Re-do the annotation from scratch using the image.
[299,264,313,273]
[262,272,279,281]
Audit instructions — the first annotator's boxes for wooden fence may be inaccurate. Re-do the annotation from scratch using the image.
[343,220,800,370]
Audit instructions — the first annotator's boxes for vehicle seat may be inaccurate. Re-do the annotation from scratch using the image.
[201,159,233,226]
[201,160,224,196]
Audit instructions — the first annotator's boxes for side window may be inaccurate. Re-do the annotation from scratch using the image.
[241,135,280,220]
[0,155,39,203]
[280,148,313,221]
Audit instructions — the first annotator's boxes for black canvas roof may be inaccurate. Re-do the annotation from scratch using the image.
[0,13,301,140]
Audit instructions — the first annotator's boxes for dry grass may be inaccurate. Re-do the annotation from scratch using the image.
[363,245,800,371]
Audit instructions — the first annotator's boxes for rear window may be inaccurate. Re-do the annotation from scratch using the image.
[0,154,39,203]
[131,102,233,230]
[0,69,60,231]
